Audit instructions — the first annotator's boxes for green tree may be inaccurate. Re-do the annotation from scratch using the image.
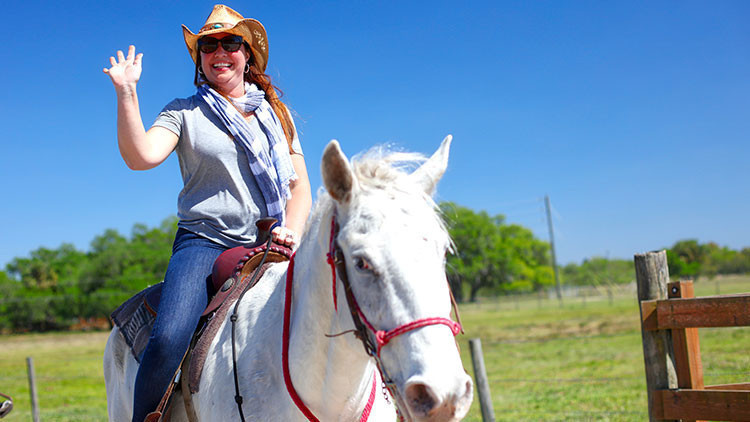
[0,270,20,331]
[1,217,178,332]
[667,239,706,280]
[6,244,86,290]
[441,202,552,302]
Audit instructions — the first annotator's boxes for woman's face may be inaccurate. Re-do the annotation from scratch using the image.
[199,32,250,94]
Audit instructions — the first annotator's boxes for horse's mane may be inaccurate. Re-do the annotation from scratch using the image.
[304,145,450,248]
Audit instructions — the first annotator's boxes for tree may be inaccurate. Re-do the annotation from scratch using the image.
[667,239,706,280]
[1,217,178,332]
[440,202,552,302]
[6,244,86,290]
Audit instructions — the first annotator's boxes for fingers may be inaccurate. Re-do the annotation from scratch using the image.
[271,227,298,248]
[105,46,141,77]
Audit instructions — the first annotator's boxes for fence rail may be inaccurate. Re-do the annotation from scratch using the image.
[637,250,750,422]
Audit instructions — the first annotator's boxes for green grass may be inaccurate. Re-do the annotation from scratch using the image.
[1,275,749,421]
[0,331,109,421]
[456,275,750,421]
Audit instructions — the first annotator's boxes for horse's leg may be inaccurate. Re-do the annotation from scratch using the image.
[104,327,139,422]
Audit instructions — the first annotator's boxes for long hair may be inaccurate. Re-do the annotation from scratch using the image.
[193,44,297,150]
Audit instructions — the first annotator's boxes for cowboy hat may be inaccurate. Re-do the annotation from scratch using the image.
[182,4,269,72]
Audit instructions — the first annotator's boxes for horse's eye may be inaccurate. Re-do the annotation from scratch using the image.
[355,256,373,272]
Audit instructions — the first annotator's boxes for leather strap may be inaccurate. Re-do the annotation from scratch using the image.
[230,229,278,422]
[181,350,199,422]
[144,349,189,422]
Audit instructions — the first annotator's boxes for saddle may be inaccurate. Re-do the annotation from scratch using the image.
[142,218,291,322]
[110,218,293,421]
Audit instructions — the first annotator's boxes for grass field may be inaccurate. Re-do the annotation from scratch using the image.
[1,275,749,421]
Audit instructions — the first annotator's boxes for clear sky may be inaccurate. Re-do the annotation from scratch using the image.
[1,1,748,268]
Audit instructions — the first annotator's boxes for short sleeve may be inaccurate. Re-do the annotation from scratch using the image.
[151,98,186,137]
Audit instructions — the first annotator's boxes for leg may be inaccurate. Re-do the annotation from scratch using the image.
[131,229,225,422]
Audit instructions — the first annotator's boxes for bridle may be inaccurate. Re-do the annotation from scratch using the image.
[283,214,463,421]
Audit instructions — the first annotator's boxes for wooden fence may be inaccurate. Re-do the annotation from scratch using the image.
[636,250,750,421]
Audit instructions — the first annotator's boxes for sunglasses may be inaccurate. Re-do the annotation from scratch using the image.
[197,35,244,54]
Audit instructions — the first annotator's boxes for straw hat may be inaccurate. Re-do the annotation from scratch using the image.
[182,4,269,72]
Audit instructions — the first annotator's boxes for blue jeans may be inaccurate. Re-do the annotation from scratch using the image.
[132,228,226,422]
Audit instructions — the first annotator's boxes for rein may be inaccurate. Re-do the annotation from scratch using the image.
[231,229,277,422]
[283,253,377,422]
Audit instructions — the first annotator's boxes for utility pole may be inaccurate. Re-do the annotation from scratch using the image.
[545,195,562,302]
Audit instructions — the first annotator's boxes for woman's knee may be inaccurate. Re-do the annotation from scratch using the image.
[147,326,193,360]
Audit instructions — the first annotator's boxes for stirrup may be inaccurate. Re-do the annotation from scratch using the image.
[0,392,13,419]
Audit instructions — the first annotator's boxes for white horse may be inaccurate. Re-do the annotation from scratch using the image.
[104,136,473,421]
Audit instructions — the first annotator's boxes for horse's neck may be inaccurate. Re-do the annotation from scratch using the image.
[285,214,376,419]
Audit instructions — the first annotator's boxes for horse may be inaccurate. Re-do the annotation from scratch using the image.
[103,136,473,421]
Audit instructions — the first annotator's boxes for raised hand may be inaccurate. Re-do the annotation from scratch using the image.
[103,45,143,90]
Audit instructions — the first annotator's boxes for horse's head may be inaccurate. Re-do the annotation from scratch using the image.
[321,136,473,421]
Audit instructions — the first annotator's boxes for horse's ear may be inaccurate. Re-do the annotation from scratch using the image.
[411,135,452,195]
[322,140,358,204]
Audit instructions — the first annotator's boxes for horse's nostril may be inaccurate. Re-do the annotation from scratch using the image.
[405,382,437,416]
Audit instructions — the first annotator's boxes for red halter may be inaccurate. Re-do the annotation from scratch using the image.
[283,215,463,421]
[326,215,461,356]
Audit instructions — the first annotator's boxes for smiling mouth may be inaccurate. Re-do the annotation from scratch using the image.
[212,63,233,70]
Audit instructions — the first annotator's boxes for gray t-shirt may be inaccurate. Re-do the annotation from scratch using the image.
[152,94,302,247]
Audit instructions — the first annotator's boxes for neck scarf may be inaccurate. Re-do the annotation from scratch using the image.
[198,82,297,225]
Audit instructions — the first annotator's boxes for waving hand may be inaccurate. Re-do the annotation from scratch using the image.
[104,45,143,89]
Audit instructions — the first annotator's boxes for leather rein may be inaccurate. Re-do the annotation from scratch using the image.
[283,214,463,421]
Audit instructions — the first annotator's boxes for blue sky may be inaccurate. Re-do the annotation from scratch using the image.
[1,1,748,268]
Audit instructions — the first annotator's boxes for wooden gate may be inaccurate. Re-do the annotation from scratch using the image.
[636,250,750,421]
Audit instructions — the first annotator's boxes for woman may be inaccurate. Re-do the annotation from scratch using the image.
[103,5,312,421]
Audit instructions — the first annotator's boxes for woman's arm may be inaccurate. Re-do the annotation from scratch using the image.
[104,45,178,170]
[273,153,312,248]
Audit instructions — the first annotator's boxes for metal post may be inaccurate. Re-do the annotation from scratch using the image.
[469,338,495,422]
[544,195,562,303]
[26,357,40,422]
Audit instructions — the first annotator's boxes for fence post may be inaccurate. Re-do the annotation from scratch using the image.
[26,357,40,422]
[635,251,677,421]
[469,338,495,422]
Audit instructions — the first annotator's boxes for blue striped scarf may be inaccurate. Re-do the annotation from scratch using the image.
[198,82,297,225]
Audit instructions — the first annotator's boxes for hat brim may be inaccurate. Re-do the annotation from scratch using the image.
[182,18,268,72]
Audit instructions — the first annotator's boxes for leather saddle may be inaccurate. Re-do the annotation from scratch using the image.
[112,218,294,422]
[142,218,292,320]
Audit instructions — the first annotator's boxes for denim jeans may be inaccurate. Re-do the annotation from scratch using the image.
[131,228,226,422]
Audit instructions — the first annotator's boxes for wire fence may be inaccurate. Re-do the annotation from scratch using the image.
[470,276,744,312]
[1,276,748,421]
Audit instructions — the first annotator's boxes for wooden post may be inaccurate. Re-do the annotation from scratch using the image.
[635,251,677,421]
[469,338,495,422]
[668,281,705,422]
[26,357,40,422]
